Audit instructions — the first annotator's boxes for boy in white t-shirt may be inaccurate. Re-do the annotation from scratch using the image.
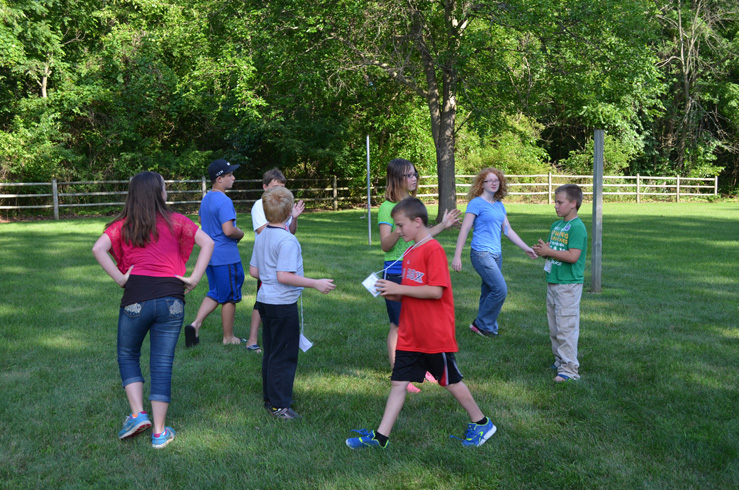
[247,169,304,352]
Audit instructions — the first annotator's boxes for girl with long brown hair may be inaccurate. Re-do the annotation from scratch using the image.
[93,171,214,448]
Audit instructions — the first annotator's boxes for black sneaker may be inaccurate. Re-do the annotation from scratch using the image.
[270,407,302,420]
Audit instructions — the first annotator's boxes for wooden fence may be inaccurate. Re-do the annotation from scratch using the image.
[0,173,720,219]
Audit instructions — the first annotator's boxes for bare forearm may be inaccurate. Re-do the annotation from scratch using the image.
[226,227,244,241]
[276,271,318,289]
[391,284,443,300]
[92,234,127,285]
[189,236,214,283]
[429,222,446,237]
[93,249,126,284]
[544,248,581,263]
[277,271,335,294]
[453,216,474,260]
[506,229,531,252]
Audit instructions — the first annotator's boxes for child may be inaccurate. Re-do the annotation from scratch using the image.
[378,158,459,392]
[246,169,305,352]
[185,159,246,347]
[92,171,214,448]
[532,184,588,382]
[346,197,496,449]
[452,167,537,337]
[249,186,335,419]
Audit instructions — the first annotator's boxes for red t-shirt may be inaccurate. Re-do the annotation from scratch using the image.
[396,239,458,354]
[104,213,198,277]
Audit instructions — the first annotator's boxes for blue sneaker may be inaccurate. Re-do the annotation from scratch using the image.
[455,419,497,447]
[345,429,387,449]
[151,427,176,449]
[118,411,152,440]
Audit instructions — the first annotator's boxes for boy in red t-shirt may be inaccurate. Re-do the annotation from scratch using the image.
[346,197,496,449]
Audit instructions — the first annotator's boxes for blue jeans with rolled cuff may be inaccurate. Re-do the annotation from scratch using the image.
[470,250,507,334]
[117,297,184,403]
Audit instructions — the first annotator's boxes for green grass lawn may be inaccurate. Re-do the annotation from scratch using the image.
[1,202,737,488]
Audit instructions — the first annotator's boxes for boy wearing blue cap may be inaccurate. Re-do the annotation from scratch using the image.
[185,159,246,347]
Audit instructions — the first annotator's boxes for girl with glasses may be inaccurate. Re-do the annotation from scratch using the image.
[452,168,537,337]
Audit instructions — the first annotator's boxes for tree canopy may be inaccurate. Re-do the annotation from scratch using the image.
[1,0,737,197]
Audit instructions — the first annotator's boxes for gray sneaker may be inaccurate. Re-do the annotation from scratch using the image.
[270,407,302,420]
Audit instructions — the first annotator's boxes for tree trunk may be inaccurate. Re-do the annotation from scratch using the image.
[417,8,458,222]
[41,62,50,98]
[436,110,457,220]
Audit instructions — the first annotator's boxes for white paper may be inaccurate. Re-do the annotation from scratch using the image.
[544,259,552,273]
[362,272,381,297]
[299,333,313,352]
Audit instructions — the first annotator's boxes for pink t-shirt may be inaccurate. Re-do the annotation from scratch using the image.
[104,213,198,277]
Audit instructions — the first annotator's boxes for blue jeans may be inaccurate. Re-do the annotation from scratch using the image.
[117,297,184,403]
[470,250,507,334]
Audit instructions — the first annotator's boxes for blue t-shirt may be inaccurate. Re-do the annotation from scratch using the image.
[466,197,507,254]
[199,190,241,266]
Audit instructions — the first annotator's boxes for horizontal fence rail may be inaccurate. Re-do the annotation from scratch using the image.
[0,174,720,219]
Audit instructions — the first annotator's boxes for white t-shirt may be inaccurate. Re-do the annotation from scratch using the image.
[251,199,292,233]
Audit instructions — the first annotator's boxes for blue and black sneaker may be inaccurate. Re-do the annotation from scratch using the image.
[454,419,497,447]
[345,429,387,449]
[118,411,152,440]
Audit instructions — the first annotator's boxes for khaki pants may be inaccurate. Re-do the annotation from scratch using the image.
[546,283,582,379]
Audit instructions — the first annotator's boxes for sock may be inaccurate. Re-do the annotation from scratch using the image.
[475,416,488,426]
[373,431,389,447]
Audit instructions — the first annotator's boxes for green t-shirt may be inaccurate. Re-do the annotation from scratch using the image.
[378,200,412,269]
[545,217,587,284]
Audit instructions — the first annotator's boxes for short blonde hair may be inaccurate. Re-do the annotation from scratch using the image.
[466,167,508,201]
[262,186,294,223]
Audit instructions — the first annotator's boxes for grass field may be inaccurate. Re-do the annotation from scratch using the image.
[0,202,737,489]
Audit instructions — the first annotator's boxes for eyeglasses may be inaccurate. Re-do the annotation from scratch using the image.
[484,179,500,184]
[403,172,419,179]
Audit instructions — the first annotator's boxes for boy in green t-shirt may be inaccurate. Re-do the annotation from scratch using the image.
[533,184,587,382]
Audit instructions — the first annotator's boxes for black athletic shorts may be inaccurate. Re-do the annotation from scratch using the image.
[391,350,464,387]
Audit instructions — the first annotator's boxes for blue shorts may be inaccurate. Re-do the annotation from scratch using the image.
[384,273,402,326]
[205,263,244,304]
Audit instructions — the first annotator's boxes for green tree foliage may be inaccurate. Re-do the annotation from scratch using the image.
[0,0,738,196]
[646,0,738,182]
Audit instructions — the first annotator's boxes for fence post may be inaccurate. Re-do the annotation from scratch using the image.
[333,175,338,212]
[676,175,681,203]
[547,172,552,204]
[52,179,59,220]
[714,176,718,196]
[636,174,640,203]
[201,176,207,198]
